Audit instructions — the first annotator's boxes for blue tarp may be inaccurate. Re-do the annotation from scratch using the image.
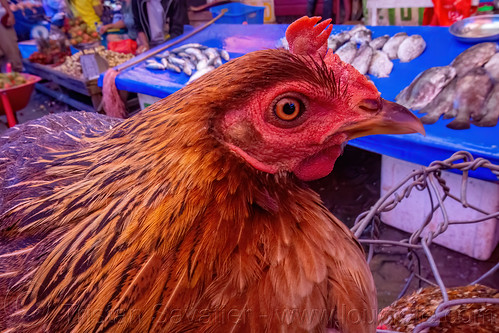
[99,24,499,181]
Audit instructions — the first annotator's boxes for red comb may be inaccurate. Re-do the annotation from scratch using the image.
[285,16,332,60]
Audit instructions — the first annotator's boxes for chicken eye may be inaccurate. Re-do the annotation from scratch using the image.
[274,97,302,121]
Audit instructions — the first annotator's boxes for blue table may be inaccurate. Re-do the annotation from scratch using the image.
[103,24,499,181]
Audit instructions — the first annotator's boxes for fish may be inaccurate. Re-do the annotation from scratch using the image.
[183,63,193,76]
[382,32,408,59]
[186,65,215,84]
[184,47,208,62]
[368,50,393,78]
[447,67,493,130]
[170,43,207,53]
[351,43,374,75]
[474,83,499,127]
[327,31,351,51]
[350,24,369,34]
[369,35,390,50]
[219,50,230,61]
[397,35,426,62]
[335,41,357,64]
[167,56,186,67]
[145,61,166,70]
[450,42,497,77]
[484,52,499,82]
[351,29,372,45]
[396,66,456,110]
[419,78,457,124]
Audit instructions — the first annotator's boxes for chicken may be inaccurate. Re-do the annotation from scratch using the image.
[378,284,499,332]
[0,17,424,332]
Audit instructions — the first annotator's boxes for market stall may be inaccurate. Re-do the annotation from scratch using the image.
[102,23,499,182]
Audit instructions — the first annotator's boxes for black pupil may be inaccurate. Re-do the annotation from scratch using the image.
[283,103,296,115]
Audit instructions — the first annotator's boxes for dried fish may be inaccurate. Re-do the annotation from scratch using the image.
[484,53,499,82]
[419,78,457,124]
[327,31,351,51]
[368,50,393,78]
[451,42,497,77]
[474,84,499,127]
[335,41,357,64]
[369,35,390,50]
[382,32,408,59]
[351,43,374,75]
[447,67,493,130]
[396,66,456,110]
[397,35,426,63]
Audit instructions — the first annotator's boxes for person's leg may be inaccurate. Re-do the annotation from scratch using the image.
[306,0,318,17]
[167,0,188,39]
[0,24,23,72]
[323,0,333,19]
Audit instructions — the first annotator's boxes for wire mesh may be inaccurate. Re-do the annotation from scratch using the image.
[350,151,499,332]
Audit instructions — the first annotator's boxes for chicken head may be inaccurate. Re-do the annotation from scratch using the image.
[213,17,424,181]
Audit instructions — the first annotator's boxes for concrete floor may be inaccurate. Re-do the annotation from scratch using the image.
[1,91,497,312]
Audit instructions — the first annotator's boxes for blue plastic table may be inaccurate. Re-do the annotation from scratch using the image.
[103,24,499,181]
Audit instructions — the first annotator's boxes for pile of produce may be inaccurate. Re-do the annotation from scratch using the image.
[0,72,28,89]
[396,42,499,129]
[55,46,133,78]
[61,16,100,46]
[28,38,71,66]
[144,43,230,84]
[279,25,426,78]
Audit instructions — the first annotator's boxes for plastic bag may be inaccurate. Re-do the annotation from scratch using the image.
[108,39,137,55]
[423,0,474,26]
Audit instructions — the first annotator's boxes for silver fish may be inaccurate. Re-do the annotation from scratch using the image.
[369,35,389,50]
[474,83,499,127]
[204,48,220,61]
[351,29,372,45]
[335,41,357,64]
[351,43,373,75]
[168,56,186,67]
[165,62,182,73]
[368,50,393,78]
[196,58,209,71]
[382,32,408,59]
[184,47,208,62]
[171,43,207,53]
[419,78,457,124]
[155,51,170,59]
[187,65,215,84]
[397,35,426,63]
[328,31,351,51]
[447,67,493,130]
[484,52,499,82]
[219,49,230,61]
[183,63,193,76]
[451,42,497,77]
[396,66,456,110]
[145,61,166,70]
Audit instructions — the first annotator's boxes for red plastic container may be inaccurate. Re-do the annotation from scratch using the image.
[0,73,41,127]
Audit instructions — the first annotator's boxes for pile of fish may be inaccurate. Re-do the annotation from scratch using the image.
[278,25,426,78]
[330,25,426,78]
[144,43,230,84]
[396,42,499,129]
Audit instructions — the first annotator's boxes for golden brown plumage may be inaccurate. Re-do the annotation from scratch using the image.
[0,17,423,332]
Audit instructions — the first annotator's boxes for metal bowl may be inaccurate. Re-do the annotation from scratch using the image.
[449,14,499,43]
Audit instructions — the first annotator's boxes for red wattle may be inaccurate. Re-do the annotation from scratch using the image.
[293,145,342,181]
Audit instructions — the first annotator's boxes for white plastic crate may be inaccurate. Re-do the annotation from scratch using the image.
[380,155,499,260]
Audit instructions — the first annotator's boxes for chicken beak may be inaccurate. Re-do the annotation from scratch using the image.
[341,98,425,140]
